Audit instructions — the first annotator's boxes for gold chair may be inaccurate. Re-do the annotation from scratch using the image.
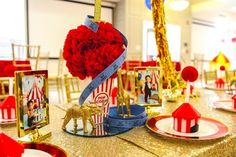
[124,60,142,90]
[48,50,64,103]
[37,52,49,70]
[225,70,236,93]
[11,43,40,70]
[64,74,80,104]
[193,53,204,83]
[204,70,217,85]
[225,70,236,84]
[0,78,10,101]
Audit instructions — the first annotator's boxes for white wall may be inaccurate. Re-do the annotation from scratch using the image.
[0,0,26,59]
[191,22,236,69]
[142,20,181,61]
[28,0,113,58]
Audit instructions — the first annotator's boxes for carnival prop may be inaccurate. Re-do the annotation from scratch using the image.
[62,102,105,133]
[63,0,146,137]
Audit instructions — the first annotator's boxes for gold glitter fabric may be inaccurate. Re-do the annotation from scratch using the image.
[1,89,236,157]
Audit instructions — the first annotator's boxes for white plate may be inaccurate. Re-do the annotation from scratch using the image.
[212,100,236,113]
[22,149,52,157]
[156,117,218,137]
[146,115,228,140]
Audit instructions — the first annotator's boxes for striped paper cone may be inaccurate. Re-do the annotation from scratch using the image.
[91,78,114,125]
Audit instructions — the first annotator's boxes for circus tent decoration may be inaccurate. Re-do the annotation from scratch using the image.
[232,94,236,109]
[27,82,43,109]
[172,102,201,133]
[210,52,230,71]
[0,95,16,120]
[0,133,24,157]
[172,66,201,133]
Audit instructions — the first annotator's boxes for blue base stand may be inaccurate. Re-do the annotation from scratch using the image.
[104,105,147,129]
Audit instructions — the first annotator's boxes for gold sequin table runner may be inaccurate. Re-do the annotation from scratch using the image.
[1,89,236,157]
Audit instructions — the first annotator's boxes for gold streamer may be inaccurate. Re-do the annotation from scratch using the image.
[151,0,179,89]
[94,0,101,22]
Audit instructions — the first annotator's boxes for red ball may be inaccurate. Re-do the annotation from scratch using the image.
[220,65,225,71]
[181,66,198,82]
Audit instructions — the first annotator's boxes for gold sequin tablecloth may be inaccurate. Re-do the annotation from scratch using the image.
[1,89,236,157]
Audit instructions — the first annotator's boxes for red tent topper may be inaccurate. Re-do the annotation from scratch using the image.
[0,95,16,119]
[0,133,24,157]
[172,103,201,133]
[232,94,236,109]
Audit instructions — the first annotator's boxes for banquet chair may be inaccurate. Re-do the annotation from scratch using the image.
[204,70,217,84]
[37,52,49,70]
[193,53,204,83]
[123,60,142,90]
[225,70,236,84]
[64,74,80,104]
[48,50,64,103]
[225,70,236,93]
[11,43,40,70]
[0,78,10,101]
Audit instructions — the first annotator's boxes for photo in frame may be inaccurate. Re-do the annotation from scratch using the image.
[15,70,49,138]
[134,67,161,106]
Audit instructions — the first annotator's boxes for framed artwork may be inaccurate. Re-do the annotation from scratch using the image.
[134,67,162,106]
[15,70,49,138]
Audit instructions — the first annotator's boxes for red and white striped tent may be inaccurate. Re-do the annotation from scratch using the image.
[27,83,43,108]
[0,95,16,120]
[172,103,201,133]
[150,70,158,89]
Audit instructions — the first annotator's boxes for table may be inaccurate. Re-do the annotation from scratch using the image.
[1,89,236,157]
[0,60,31,77]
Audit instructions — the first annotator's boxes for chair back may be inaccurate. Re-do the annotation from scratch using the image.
[204,70,217,84]
[57,50,64,77]
[225,70,236,85]
[12,43,40,70]
[64,74,80,103]
[125,61,142,71]
[37,52,49,70]
[0,78,10,101]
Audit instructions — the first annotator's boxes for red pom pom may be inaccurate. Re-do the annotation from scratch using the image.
[63,22,125,80]
[220,65,225,71]
[175,62,181,72]
[181,66,198,82]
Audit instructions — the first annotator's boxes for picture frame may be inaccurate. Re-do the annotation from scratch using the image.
[134,67,162,106]
[15,70,49,138]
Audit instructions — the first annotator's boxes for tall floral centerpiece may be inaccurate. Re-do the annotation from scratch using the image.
[63,3,127,124]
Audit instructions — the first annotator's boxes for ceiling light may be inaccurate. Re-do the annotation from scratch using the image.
[169,0,189,11]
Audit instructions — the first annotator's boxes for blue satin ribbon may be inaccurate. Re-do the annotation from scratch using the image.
[104,105,148,129]
[103,105,147,129]
[79,16,128,105]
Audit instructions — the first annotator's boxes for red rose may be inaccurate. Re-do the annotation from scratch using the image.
[63,22,125,80]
